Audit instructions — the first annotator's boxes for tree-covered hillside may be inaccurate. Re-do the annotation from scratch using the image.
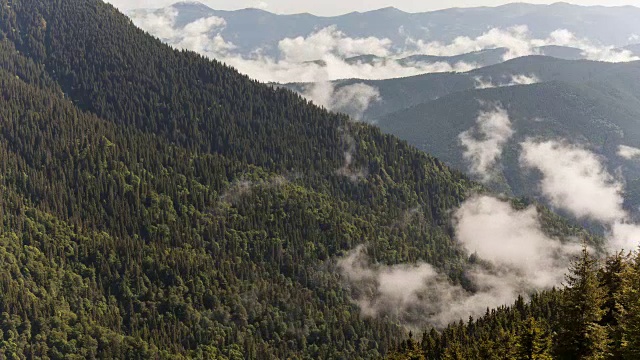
[0,0,611,358]
[0,0,474,358]
[371,58,640,215]
[0,0,503,358]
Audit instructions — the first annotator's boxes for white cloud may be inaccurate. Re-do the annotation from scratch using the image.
[520,140,626,223]
[336,130,368,181]
[544,29,640,62]
[610,222,640,252]
[129,6,639,87]
[129,9,478,82]
[407,26,538,61]
[129,7,180,40]
[459,105,514,182]
[618,145,640,159]
[455,196,582,288]
[473,73,540,89]
[473,76,496,89]
[408,26,639,63]
[176,17,234,55]
[301,82,381,121]
[509,74,540,85]
[278,26,393,62]
[130,7,234,55]
[520,140,640,252]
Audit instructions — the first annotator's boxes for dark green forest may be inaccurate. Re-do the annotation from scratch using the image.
[0,0,634,359]
[0,0,471,358]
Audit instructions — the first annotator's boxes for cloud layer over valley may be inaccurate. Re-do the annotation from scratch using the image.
[129,7,639,86]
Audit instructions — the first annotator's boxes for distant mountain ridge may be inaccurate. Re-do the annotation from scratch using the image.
[284,55,625,121]
[130,1,640,57]
[329,45,589,72]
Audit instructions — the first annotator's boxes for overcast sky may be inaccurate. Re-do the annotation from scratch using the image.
[108,0,640,15]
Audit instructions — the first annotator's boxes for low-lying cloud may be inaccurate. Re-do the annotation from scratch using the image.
[474,73,540,89]
[301,82,381,121]
[454,195,580,288]
[521,139,640,252]
[339,137,640,331]
[129,8,477,83]
[520,140,625,224]
[618,145,640,160]
[459,105,514,182]
[278,25,392,62]
[546,29,639,63]
[407,26,536,61]
[336,130,368,182]
[408,26,639,63]
[339,195,582,329]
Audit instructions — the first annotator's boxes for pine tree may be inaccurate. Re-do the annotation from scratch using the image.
[600,252,631,359]
[442,341,465,360]
[555,246,609,360]
[619,251,640,359]
[516,317,552,360]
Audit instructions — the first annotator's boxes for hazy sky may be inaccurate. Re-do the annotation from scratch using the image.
[108,0,640,15]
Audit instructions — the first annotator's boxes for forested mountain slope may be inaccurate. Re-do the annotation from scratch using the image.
[374,60,640,213]
[0,0,579,358]
[0,0,606,358]
[0,0,474,358]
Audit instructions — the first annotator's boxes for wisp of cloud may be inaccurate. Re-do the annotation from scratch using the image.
[520,139,625,224]
[301,82,381,121]
[459,105,514,182]
[521,139,640,252]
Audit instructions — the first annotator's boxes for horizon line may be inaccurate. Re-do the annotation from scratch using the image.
[126,1,640,17]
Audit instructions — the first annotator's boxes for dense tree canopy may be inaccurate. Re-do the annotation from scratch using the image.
[0,0,609,358]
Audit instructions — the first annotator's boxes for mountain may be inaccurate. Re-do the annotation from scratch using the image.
[130,2,640,58]
[0,0,600,358]
[398,48,509,68]
[347,46,586,69]
[284,55,611,122]
[337,48,510,69]
[374,56,640,213]
[0,0,475,357]
[539,45,586,60]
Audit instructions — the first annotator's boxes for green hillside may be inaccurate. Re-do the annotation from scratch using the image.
[0,0,615,358]
[375,59,640,213]
[0,0,514,358]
